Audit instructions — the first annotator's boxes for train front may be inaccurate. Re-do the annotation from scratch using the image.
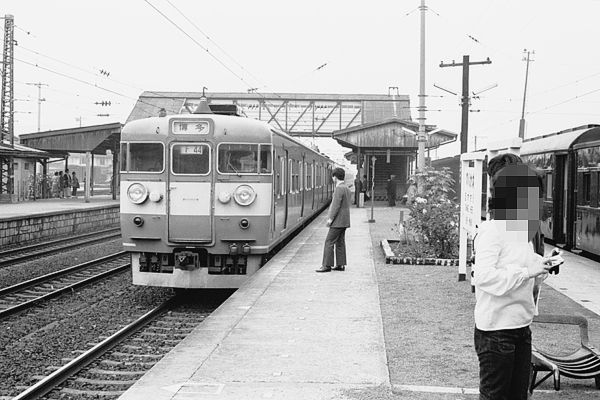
[120,110,273,289]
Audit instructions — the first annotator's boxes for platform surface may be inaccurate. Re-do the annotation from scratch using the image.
[119,207,388,400]
[542,243,600,316]
[0,195,119,220]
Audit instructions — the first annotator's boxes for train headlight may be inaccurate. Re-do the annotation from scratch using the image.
[233,185,256,206]
[218,191,231,203]
[149,192,163,202]
[127,183,148,204]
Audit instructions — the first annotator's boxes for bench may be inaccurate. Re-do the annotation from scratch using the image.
[530,314,600,392]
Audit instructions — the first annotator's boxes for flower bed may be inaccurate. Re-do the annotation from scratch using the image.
[381,239,459,266]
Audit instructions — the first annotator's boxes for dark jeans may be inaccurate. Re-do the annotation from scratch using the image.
[322,227,346,267]
[474,326,532,400]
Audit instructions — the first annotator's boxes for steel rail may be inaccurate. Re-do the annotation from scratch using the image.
[0,227,121,266]
[13,297,177,400]
[0,255,130,319]
[0,251,127,296]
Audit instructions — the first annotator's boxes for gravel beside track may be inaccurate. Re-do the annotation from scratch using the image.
[0,239,124,290]
[0,268,174,398]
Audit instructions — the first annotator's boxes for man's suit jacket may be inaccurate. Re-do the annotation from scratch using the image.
[328,183,351,228]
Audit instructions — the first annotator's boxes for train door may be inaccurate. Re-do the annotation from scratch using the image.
[167,142,212,242]
[311,160,316,210]
[284,150,289,229]
[300,156,305,217]
[553,154,568,245]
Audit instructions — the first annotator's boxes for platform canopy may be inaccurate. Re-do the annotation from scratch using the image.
[332,118,457,151]
[19,122,122,156]
[0,140,50,159]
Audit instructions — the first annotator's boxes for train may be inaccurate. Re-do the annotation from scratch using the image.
[520,124,600,255]
[431,124,600,257]
[120,99,335,289]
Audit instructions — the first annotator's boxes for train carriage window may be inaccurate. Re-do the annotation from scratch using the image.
[171,143,210,175]
[546,172,553,200]
[583,172,591,204]
[259,145,273,174]
[125,142,164,173]
[288,159,293,193]
[280,157,286,195]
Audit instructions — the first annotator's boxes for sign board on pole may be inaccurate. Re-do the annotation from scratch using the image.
[458,151,485,281]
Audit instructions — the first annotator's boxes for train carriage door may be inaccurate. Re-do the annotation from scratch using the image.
[284,150,289,229]
[167,143,212,242]
[553,154,567,245]
[300,156,305,218]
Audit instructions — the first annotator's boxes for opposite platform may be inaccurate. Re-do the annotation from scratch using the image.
[0,195,119,220]
[119,207,388,400]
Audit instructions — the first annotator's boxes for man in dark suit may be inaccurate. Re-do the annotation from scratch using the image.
[316,167,352,273]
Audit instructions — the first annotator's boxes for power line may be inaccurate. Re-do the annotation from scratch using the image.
[165,0,263,87]
[143,0,253,89]
[14,57,163,112]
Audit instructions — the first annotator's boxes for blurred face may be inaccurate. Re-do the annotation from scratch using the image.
[491,165,542,242]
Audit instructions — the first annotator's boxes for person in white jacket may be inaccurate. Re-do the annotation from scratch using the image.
[472,163,561,400]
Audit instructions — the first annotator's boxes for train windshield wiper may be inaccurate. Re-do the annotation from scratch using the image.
[228,161,242,177]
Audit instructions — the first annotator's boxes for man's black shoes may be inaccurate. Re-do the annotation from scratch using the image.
[332,266,345,271]
[315,266,332,273]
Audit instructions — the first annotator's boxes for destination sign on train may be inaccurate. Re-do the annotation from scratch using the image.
[172,120,209,134]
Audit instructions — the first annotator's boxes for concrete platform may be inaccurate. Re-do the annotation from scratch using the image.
[0,195,119,220]
[542,243,600,317]
[118,207,388,400]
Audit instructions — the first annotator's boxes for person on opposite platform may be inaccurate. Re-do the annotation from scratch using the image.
[71,171,80,198]
[472,163,563,400]
[316,167,351,273]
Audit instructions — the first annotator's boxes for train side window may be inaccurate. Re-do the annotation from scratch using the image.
[275,156,281,196]
[281,157,286,195]
[259,144,272,174]
[288,159,293,193]
[546,172,553,200]
[583,172,591,204]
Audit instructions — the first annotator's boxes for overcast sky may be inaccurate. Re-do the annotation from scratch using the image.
[4,0,600,158]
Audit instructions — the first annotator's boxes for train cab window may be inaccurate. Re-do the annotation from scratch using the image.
[171,143,210,175]
[122,142,164,173]
[218,143,272,174]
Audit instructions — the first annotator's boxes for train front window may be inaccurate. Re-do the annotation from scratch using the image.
[172,143,210,175]
[218,143,272,174]
[123,142,164,173]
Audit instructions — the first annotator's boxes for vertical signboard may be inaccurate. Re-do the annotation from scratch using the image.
[458,152,485,281]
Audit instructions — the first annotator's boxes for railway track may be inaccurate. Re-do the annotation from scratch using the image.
[0,227,121,268]
[0,252,129,319]
[13,296,216,400]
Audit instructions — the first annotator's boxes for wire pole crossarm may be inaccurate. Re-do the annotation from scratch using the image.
[439,55,492,154]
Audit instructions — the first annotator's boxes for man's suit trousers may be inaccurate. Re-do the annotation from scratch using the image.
[322,227,347,267]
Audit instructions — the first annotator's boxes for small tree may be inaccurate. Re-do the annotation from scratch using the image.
[405,167,459,259]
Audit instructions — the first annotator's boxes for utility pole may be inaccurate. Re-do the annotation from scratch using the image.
[440,55,491,154]
[416,0,427,171]
[518,49,534,139]
[26,82,48,132]
[1,14,15,200]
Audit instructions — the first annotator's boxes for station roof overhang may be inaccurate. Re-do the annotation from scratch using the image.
[332,118,457,151]
[19,122,123,157]
[0,140,51,160]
